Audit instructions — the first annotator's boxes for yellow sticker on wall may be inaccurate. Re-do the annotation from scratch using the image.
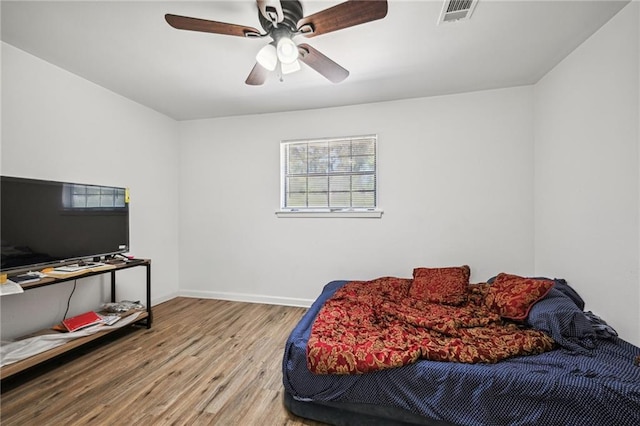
[125,188,130,203]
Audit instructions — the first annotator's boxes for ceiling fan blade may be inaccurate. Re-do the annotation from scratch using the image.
[245,62,269,85]
[165,14,261,38]
[298,43,349,83]
[297,0,388,38]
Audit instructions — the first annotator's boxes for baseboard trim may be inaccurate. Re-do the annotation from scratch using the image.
[151,291,180,307]
[178,289,314,308]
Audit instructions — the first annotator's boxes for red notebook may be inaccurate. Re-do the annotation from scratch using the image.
[62,311,104,332]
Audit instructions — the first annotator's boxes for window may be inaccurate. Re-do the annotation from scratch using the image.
[279,135,381,217]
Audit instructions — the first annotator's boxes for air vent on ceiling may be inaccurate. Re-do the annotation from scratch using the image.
[438,0,478,24]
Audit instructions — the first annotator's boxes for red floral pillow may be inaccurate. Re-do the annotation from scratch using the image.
[486,273,554,320]
[410,265,470,305]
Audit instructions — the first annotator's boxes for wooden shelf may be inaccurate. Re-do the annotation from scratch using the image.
[0,312,148,380]
[1,259,151,380]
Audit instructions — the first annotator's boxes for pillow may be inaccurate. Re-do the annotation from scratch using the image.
[485,273,554,320]
[487,275,586,310]
[410,265,470,305]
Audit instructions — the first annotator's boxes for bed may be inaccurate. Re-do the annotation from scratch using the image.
[282,269,640,426]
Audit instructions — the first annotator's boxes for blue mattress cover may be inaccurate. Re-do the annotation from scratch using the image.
[283,280,640,426]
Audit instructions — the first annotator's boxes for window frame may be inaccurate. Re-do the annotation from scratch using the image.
[277,134,383,218]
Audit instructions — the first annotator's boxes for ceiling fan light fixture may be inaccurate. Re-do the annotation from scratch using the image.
[276,37,299,64]
[256,44,278,71]
[281,59,301,75]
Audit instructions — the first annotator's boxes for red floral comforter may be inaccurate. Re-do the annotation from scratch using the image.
[307,277,554,375]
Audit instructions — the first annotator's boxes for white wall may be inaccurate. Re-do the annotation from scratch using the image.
[1,43,180,339]
[178,87,535,305]
[534,2,639,345]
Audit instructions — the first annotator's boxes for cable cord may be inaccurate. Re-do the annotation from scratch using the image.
[63,280,77,320]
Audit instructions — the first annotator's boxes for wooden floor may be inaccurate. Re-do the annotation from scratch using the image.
[1,298,327,425]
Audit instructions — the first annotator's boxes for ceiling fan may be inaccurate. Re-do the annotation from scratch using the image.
[165,0,388,85]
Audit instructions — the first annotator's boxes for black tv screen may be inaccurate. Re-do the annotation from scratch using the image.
[1,176,130,273]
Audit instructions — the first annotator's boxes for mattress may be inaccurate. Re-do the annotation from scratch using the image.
[282,280,640,426]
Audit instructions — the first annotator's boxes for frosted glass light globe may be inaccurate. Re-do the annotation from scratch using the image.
[276,37,298,64]
[256,44,277,71]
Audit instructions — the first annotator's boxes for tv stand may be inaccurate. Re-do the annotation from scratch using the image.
[0,259,151,380]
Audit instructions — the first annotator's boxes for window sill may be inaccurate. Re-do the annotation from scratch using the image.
[275,210,383,218]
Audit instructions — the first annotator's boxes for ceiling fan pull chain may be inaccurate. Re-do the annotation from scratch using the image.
[278,62,284,82]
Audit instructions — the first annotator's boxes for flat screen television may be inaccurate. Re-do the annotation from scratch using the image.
[1,176,130,273]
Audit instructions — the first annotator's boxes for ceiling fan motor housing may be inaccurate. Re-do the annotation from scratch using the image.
[259,0,303,40]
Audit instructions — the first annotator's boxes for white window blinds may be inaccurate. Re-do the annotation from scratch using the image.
[281,135,377,211]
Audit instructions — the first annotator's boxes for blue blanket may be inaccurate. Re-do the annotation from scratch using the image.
[283,280,640,426]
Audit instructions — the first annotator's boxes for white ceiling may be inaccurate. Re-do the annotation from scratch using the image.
[1,0,629,121]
